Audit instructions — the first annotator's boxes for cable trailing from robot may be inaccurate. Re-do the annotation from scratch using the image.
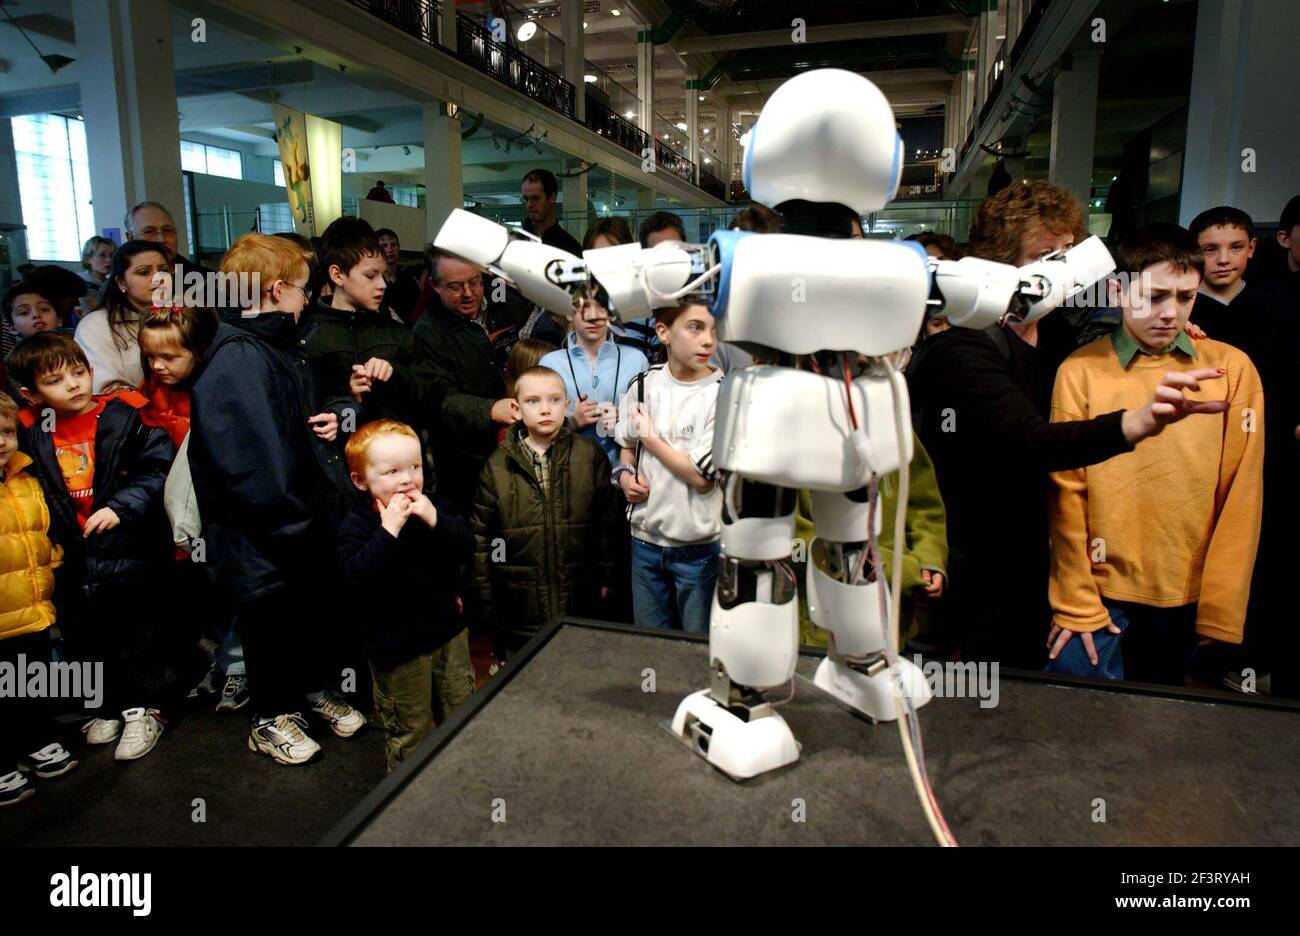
[854,355,958,847]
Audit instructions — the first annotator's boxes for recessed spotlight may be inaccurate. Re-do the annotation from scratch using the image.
[703,128,710,134]
[584,74,598,83]
[676,122,687,130]
[698,95,705,101]
[611,8,621,15]
[624,111,635,118]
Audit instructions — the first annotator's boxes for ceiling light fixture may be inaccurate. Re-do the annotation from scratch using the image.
[517,21,537,42]
[584,74,598,83]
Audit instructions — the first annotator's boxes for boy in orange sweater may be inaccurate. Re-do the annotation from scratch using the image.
[1045,224,1264,684]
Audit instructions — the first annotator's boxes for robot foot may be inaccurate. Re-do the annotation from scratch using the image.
[669,689,800,781]
[811,655,932,722]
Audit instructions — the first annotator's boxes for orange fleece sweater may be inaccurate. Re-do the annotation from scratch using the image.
[1048,336,1264,643]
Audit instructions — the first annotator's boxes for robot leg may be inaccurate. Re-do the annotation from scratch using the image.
[806,489,932,720]
[670,479,801,779]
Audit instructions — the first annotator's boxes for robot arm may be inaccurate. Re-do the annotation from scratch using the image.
[433,208,717,322]
[433,209,583,318]
[929,236,1116,330]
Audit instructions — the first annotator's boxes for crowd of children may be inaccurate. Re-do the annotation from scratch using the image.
[1,184,1296,808]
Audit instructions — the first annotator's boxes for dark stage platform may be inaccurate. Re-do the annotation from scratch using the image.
[328,619,1300,846]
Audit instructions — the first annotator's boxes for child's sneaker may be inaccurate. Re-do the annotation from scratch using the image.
[82,717,123,745]
[0,770,34,807]
[309,691,366,738]
[215,675,250,713]
[25,742,77,778]
[114,708,164,761]
[248,713,321,765]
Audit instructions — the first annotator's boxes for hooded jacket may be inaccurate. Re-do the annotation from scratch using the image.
[18,391,174,594]
[0,450,63,640]
[188,311,341,604]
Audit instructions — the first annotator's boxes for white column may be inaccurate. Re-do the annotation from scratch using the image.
[1005,0,1024,50]
[685,75,699,184]
[439,0,456,49]
[975,8,998,114]
[73,0,186,247]
[1180,0,1300,225]
[0,121,22,229]
[718,98,732,187]
[561,0,585,120]
[1048,50,1101,207]
[423,102,463,244]
[560,160,588,241]
[636,34,655,135]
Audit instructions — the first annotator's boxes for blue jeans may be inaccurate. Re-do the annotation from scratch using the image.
[630,538,720,633]
[217,618,246,678]
[1045,600,1198,685]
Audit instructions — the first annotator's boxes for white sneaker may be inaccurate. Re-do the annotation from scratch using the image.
[82,717,123,745]
[248,713,321,765]
[0,770,35,807]
[26,742,77,778]
[309,692,366,738]
[114,708,164,761]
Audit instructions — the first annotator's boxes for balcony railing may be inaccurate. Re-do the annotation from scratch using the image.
[698,168,726,201]
[584,98,649,159]
[655,139,695,185]
[456,13,575,118]
[345,0,437,45]
[344,0,724,200]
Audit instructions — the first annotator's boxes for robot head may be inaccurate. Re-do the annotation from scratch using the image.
[743,69,903,217]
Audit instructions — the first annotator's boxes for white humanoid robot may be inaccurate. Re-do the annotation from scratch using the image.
[434,68,1115,786]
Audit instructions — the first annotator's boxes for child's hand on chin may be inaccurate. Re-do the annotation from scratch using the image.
[379,493,413,537]
[408,491,438,528]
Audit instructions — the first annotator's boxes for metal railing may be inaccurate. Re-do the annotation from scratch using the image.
[584,98,649,159]
[343,0,727,200]
[345,0,437,45]
[456,13,575,118]
[654,138,695,185]
[698,168,726,201]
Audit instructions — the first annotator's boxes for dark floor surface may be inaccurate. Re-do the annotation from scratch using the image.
[347,622,1300,846]
[0,634,502,847]
[0,704,387,847]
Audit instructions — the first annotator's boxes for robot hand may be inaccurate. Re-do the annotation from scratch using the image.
[434,209,582,318]
[930,236,1116,330]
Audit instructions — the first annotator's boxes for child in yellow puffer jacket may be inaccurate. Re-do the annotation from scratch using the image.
[0,391,75,807]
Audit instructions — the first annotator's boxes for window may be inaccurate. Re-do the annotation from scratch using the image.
[274,158,285,187]
[11,114,96,262]
[179,139,243,179]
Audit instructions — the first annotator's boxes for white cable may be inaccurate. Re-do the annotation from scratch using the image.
[879,370,957,847]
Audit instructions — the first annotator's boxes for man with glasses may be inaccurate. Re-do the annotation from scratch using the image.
[124,200,213,277]
[520,169,582,256]
[411,248,528,516]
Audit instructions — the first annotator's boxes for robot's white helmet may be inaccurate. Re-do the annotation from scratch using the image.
[743,69,903,215]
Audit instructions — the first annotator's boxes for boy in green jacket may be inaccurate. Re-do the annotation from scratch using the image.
[472,366,623,659]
